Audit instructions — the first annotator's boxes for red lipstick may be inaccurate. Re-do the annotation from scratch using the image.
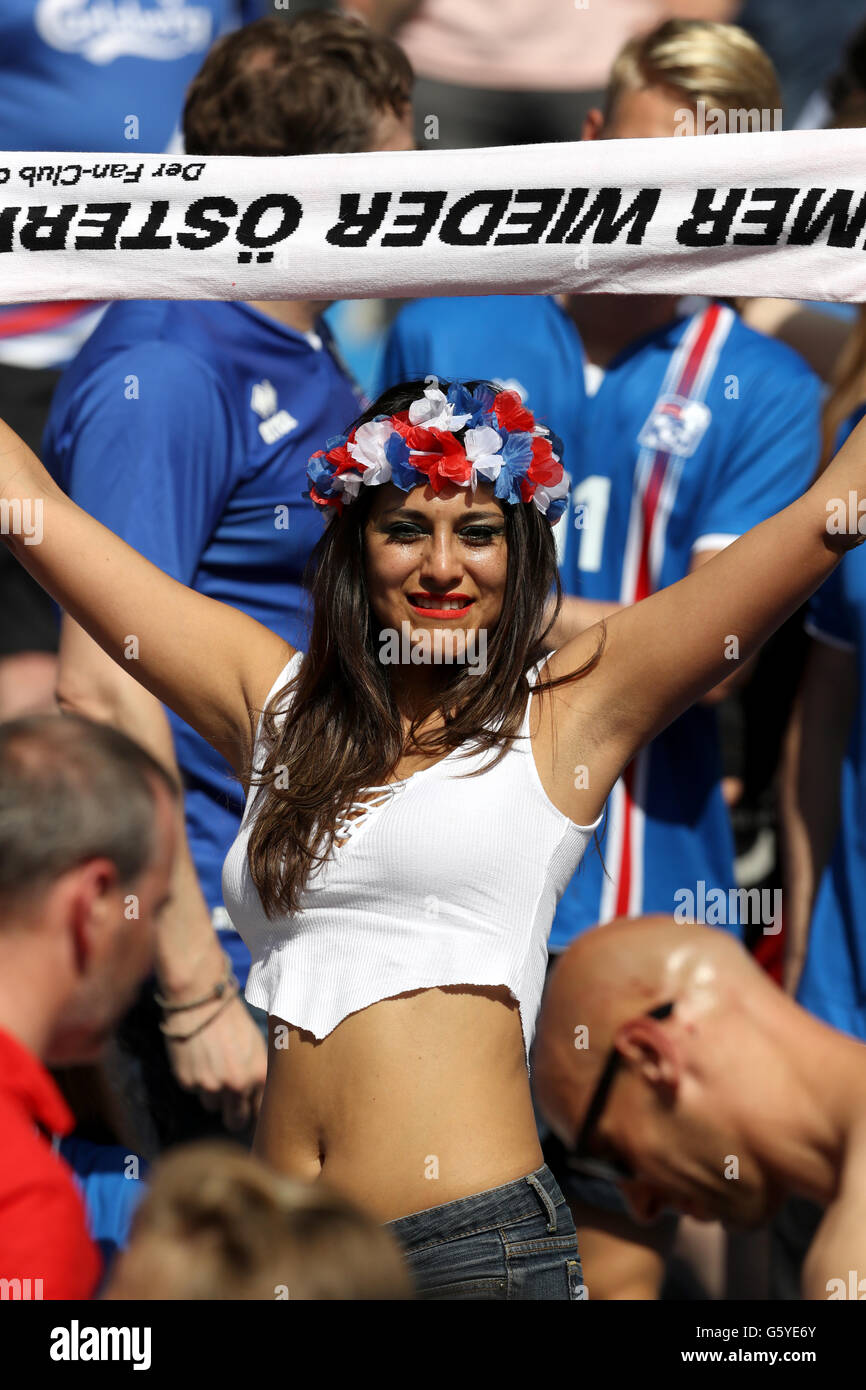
[407,591,474,620]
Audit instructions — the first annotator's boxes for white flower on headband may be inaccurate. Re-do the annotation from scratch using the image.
[408,387,472,433]
[464,425,505,489]
[333,471,365,501]
[531,470,570,516]
[347,419,394,487]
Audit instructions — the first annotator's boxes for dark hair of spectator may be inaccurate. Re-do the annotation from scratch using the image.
[183,13,413,158]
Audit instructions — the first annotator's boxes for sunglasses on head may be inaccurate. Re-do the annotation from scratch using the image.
[565,1001,675,1186]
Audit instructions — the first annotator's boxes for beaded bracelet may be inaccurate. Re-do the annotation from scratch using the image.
[158,980,240,1042]
[153,953,237,1013]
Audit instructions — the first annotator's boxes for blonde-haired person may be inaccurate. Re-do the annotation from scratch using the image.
[598,11,779,130]
[105,1142,412,1300]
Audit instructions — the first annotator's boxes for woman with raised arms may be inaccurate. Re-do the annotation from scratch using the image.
[1,377,860,1299]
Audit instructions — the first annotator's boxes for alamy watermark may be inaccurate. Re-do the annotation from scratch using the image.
[0,497,42,545]
[378,621,487,675]
[50,1320,151,1370]
[673,880,782,934]
[826,1270,866,1299]
[674,101,783,137]
[1,1277,42,1299]
[826,493,866,535]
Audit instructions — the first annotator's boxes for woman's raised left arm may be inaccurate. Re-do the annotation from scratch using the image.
[545,413,866,818]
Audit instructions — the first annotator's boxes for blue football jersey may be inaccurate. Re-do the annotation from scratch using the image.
[798,404,866,1040]
[379,294,587,574]
[0,0,264,154]
[43,300,364,979]
[551,302,822,948]
[0,1,267,362]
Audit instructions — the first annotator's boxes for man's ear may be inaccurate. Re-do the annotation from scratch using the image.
[582,108,605,142]
[613,1016,680,1092]
[63,859,119,976]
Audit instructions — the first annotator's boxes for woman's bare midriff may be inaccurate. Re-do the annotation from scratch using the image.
[252,984,545,1224]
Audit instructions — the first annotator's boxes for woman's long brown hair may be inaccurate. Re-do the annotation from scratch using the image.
[246,379,603,918]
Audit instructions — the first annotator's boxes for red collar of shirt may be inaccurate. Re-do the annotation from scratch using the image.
[0,1025,74,1138]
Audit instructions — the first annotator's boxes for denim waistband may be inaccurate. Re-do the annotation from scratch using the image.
[384,1164,566,1248]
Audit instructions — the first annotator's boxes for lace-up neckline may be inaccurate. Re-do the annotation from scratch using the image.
[332,746,464,848]
[333,783,405,847]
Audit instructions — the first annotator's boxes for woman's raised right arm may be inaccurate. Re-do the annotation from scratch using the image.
[0,421,292,771]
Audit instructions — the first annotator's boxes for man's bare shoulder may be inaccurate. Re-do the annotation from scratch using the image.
[802,1129,866,1301]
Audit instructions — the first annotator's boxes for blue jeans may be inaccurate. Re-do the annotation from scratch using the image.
[386,1164,584,1300]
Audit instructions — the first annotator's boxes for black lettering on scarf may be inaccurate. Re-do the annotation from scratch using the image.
[326,193,391,246]
[0,206,20,252]
[236,194,301,248]
[438,191,512,245]
[732,188,798,245]
[676,188,747,245]
[18,204,77,250]
[74,203,132,250]
[119,200,172,250]
[789,189,866,247]
[494,189,565,245]
[381,192,447,247]
[176,196,238,250]
[558,188,660,244]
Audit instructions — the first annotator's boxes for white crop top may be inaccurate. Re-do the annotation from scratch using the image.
[221,653,601,1062]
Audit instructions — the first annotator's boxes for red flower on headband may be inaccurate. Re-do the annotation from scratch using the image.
[329,442,361,475]
[310,483,343,513]
[409,428,473,491]
[527,435,561,486]
[492,390,535,434]
[402,423,436,450]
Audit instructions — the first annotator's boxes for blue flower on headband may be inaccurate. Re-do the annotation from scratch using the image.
[545,495,569,524]
[446,381,498,429]
[308,452,341,496]
[384,431,423,492]
[492,430,534,503]
[548,428,565,462]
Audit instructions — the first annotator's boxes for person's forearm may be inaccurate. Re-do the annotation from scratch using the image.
[589,473,861,769]
[778,782,819,998]
[778,647,855,993]
[699,650,759,705]
[0,412,285,774]
[56,640,223,994]
[0,418,61,530]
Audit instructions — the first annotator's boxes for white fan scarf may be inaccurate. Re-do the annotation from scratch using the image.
[2,127,866,303]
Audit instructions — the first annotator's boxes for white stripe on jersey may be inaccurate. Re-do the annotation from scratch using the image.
[648,308,735,586]
[618,312,707,604]
[608,305,735,919]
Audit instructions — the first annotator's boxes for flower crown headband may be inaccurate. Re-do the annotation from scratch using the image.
[306,381,570,525]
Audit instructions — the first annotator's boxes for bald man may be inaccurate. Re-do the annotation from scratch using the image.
[533,915,866,1300]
